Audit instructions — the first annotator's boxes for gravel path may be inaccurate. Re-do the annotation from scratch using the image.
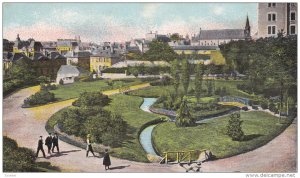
[3,86,297,172]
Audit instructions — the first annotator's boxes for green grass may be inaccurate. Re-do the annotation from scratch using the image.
[152,111,293,160]
[187,96,217,103]
[47,94,160,162]
[128,79,255,99]
[104,94,160,162]
[50,79,143,101]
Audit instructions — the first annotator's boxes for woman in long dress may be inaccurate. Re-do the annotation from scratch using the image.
[103,149,111,170]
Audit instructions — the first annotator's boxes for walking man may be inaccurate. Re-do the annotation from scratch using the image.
[36,136,46,158]
[103,149,111,170]
[86,134,95,157]
[45,133,53,154]
[52,133,59,153]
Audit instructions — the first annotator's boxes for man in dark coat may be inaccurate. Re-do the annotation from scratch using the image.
[45,133,53,154]
[86,134,95,157]
[52,133,59,153]
[103,149,111,170]
[36,136,46,158]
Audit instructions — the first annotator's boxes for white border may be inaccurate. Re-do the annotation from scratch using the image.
[0,1,299,178]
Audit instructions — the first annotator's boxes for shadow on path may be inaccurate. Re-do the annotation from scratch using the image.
[109,165,131,170]
[49,149,82,157]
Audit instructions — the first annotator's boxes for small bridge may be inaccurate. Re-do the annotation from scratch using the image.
[218,96,250,106]
[159,149,207,164]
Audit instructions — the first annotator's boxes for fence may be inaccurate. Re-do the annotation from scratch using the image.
[219,96,250,105]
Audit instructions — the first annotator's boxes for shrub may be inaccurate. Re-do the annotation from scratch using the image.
[175,97,195,127]
[4,136,36,172]
[226,112,244,141]
[40,84,57,91]
[72,92,111,107]
[260,100,268,110]
[37,76,50,84]
[59,79,64,85]
[269,102,278,113]
[3,136,58,172]
[24,90,55,106]
[102,67,127,73]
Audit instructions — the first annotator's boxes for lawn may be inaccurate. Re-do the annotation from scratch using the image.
[128,79,255,99]
[152,111,293,160]
[50,78,144,101]
[47,94,160,162]
[104,94,160,162]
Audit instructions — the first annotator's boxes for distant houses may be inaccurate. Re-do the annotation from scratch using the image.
[3,15,252,81]
[56,65,89,84]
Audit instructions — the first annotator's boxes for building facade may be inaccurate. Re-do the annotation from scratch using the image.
[66,51,91,71]
[192,16,251,46]
[258,3,297,38]
[90,53,120,74]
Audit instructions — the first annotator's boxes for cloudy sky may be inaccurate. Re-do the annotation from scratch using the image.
[3,2,258,43]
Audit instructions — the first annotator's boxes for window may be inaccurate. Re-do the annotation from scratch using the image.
[272,26,276,34]
[268,13,276,21]
[291,12,296,21]
[272,14,276,21]
[268,3,276,7]
[290,25,296,34]
[268,25,276,35]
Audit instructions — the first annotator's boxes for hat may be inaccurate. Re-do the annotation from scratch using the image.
[87,134,91,138]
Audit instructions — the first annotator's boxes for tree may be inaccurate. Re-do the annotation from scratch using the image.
[206,79,213,96]
[143,40,178,62]
[10,57,36,85]
[226,112,244,141]
[171,59,181,95]
[175,97,195,127]
[181,58,190,95]
[72,92,111,107]
[195,64,204,102]
[170,33,180,41]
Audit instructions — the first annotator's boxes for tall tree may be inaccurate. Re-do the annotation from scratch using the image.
[181,58,190,95]
[171,59,181,95]
[195,63,204,102]
[175,97,195,127]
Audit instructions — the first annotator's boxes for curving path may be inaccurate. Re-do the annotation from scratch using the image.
[3,86,297,172]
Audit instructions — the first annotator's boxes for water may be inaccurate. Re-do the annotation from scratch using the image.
[139,98,159,156]
[140,98,157,113]
[139,125,158,156]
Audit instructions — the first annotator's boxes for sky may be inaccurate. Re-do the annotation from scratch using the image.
[3,2,258,43]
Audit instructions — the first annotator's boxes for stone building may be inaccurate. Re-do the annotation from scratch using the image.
[66,51,91,71]
[191,16,251,46]
[257,3,297,38]
[90,53,121,74]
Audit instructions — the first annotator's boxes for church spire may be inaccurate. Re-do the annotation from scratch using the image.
[16,34,20,41]
[244,14,251,39]
[245,14,250,29]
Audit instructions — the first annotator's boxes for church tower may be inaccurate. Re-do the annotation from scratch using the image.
[244,15,251,40]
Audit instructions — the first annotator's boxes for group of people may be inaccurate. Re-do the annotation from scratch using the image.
[36,133,111,170]
[36,133,59,158]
